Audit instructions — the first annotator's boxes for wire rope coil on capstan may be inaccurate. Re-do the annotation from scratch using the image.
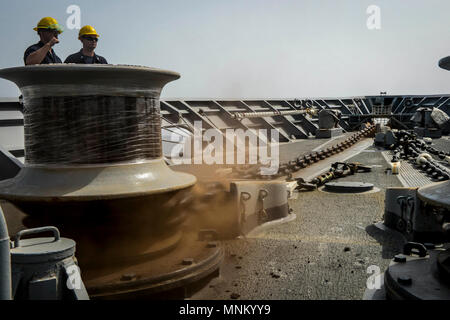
[0,64,226,299]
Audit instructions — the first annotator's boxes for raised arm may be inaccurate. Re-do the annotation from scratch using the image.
[25,37,59,65]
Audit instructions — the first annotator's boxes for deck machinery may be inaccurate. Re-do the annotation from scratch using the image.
[0,65,226,299]
[0,62,449,299]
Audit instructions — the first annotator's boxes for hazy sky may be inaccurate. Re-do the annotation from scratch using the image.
[1,0,450,99]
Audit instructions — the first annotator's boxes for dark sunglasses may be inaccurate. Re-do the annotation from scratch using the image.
[40,29,59,35]
[83,36,98,42]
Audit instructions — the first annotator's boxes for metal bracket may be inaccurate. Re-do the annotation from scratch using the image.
[403,242,428,257]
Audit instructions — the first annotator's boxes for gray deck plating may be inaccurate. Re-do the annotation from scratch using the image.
[191,143,406,300]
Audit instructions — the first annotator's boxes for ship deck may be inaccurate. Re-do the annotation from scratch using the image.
[191,137,449,299]
[0,96,449,300]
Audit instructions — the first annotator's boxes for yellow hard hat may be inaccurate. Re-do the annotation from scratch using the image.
[33,17,63,34]
[78,25,100,39]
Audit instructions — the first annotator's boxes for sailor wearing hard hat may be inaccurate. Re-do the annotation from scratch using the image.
[24,17,63,65]
[64,25,107,64]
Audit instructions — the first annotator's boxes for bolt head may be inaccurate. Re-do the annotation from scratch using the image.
[120,273,136,281]
[182,258,194,265]
[397,275,412,285]
[207,241,218,248]
[394,254,407,263]
[423,243,436,250]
